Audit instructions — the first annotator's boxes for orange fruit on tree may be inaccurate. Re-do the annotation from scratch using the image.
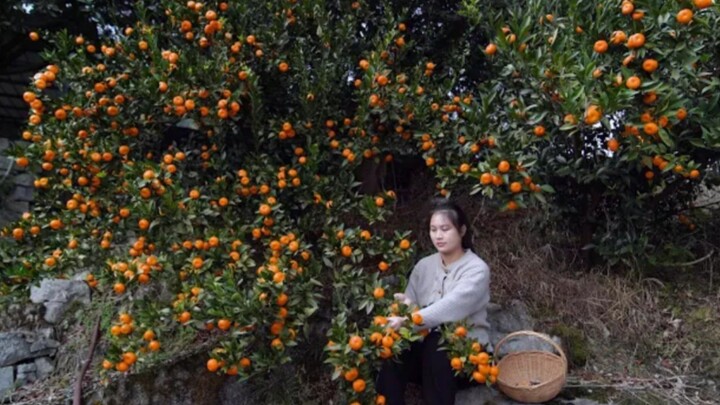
[258,204,272,216]
[497,160,510,173]
[148,340,160,352]
[113,283,126,294]
[621,1,634,15]
[533,125,546,137]
[626,76,641,90]
[341,245,353,257]
[694,0,712,9]
[454,326,468,338]
[644,122,659,135]
[122,352,137,365]
[352,379,366,393]
[218,319,231,331]
[348,335,364,351]
[610,30,627,45]
[450,357,463,370]
[632,10,645,21]
[584,105,602,125]
[607,138,619,152]
[373,287,385,299]
[473,371,486,383]
[593,40,608,53]
[676,108,687,120]
[627,33,646,49]
[344,368,359,382]
[509,182,522,193]
[240,357,251,368]
[642,59,658,73]
[399,239,411,250]
[207,358,220,372]
[480,172,492,185]
[411,312,423,325]
[484,43,497,55]
[677,9,694,24]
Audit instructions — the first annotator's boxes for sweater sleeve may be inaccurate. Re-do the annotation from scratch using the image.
[415,262,489,330]
[404,262,421,306]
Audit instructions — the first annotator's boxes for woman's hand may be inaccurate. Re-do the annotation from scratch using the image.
[386,316,406,330]
[393,293,413,306]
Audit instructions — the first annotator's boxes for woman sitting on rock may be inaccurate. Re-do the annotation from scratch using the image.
[376,198,491,405]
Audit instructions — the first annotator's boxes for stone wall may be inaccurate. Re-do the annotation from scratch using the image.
[0,329,59,398]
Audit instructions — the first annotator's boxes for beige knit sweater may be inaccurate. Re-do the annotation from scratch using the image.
[405,249,491,345]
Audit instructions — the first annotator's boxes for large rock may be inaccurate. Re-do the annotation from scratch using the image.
[0,366,13,398]
[0,333,31,367]
[8,186,33,202]
[34,357,54,380]
[30,279,91,324]
[488,300,560,357]
[488,300,535,343]
[29,338,60,358]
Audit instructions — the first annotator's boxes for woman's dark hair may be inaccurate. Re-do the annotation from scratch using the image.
[425,198,474,251]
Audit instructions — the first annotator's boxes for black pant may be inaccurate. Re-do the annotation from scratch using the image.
[376,331,466,405]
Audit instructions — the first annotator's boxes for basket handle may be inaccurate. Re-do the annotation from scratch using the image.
[494,330,567,367]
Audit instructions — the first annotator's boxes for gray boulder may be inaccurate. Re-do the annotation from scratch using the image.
[29,338,60,358]
[0,333,31,367]
[30,279,91,324]
[34,357,54,379]
[488,300,561,357]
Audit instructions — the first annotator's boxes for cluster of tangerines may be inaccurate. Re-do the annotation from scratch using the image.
[589,0,711,180]
[475,1,713,190]
[324,300,425,404]
[325,306,498,403]
[103,313,161,373]
[440,324,499,385]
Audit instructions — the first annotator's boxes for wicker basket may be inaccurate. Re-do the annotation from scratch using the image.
[495,330,567,404]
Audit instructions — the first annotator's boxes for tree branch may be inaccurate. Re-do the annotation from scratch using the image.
[73,315,102,405]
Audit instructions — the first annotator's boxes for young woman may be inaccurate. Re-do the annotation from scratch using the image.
[376,199,491,405]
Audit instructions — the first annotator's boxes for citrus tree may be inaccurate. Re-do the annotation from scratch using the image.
[1,0,719,403]
[444,0,720,265]
[3,0,499,403]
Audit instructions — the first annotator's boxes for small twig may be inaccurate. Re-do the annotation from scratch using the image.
[73,315,102,405]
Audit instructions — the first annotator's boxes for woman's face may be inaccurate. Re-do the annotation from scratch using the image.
[429,211,465,255]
